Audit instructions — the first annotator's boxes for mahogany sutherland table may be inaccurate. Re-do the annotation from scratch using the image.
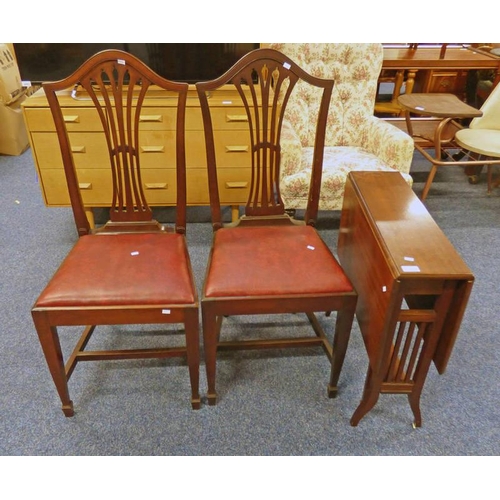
[334,171,474,427]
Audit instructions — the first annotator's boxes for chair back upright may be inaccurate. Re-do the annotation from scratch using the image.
[196,48,334,229]
[43,50,189,236]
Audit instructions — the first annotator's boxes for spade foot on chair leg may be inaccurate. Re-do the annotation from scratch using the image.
[62,401,74,417]
[327,384,338,398]
[191,397,202,410]
[207,393,217,406]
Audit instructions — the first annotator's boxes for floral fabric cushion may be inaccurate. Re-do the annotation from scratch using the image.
[268,43,415,210]
[281,146,413,210]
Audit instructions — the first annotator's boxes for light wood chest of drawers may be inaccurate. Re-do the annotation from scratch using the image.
[22,86,253,222]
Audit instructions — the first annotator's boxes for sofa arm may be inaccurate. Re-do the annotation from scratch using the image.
[361,116,414,175]
[280,120,304,177]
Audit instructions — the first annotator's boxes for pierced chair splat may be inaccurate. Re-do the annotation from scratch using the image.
[196,48,358,406]
[31,50,200,416]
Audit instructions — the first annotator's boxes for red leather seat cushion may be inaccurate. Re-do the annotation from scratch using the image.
[204,225,353,298]
[35,233,196,307]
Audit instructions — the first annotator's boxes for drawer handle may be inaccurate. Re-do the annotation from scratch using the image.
[145,183,168,189]
[225,145,249,153]
[139,115,163,122]
[79,182,92,190]
[225,181,248,189]
[71,146,86,153]
[141,146,165,153]
[64,115,80,123]
[226,114,248,122]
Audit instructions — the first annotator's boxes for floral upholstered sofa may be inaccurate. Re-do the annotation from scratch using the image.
[267,43,415,210]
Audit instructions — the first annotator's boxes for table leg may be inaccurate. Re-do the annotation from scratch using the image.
[85,208,95,229]
[231,205,240,222]
[350,366,381,426]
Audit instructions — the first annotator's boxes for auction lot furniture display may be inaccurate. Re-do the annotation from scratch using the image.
[336,171,474,427]
[22,83,254,224]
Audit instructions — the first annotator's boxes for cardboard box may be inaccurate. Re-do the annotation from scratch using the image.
[0,94,29,155]
[0,43,23,105]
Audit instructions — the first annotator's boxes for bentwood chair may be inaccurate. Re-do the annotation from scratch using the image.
[455,81,500,194]
[399,84,500,198]
[31,50,200,416]
[196,48,358,405]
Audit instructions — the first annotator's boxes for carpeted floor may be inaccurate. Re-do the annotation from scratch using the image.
[1,147,499,460]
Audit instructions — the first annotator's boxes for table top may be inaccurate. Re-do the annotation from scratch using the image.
[398,93,483,118]
[346,171,474,278]
[383,46,500,69]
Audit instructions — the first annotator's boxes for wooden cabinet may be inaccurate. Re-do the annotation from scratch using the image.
[414,68,469,98]
[22,86,252,219]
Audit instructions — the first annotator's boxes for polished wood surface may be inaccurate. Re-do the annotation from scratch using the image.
[398,93,483,118]
[196,48,357,406]
[336,171,474,426]
[383,46,500,70]
[31,50,200,416]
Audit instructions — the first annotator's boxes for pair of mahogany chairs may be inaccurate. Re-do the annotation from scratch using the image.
[31,49,357,416]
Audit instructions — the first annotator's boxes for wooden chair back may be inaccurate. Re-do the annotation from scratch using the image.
[43,50,189,236]
[196,48,334,229]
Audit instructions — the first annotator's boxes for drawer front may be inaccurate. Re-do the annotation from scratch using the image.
[24,108,104,132]
[24,99,252,133]
[187,130,251,168]
[41,106,251,132]
[217,168,251,204]
[39,168,177,206]
[137,107,186,130]
[25,106,199,132]
[32,130,251,170]
[137,129,250,169]
[427,71,467,94]
[186,168,251,204]
[140,170,177,204]
[32,131,183,169]
[209,106,250,130]
[139,105,252,131]
[39,166,250,207]
[31,132,109,169]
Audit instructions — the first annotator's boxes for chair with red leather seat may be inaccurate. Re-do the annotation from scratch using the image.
[196,48,358,405]
[31,50,200,416]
